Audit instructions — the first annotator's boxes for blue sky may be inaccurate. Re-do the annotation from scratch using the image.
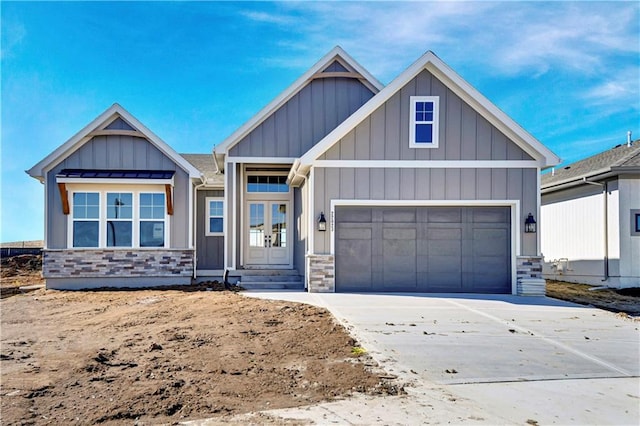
[1,1,639,243]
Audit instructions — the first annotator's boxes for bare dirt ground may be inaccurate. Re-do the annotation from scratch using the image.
[546,280,640,317]
[1,257,400,425]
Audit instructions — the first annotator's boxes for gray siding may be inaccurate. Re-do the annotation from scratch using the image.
[196,189,224,269]
[294,183,307,276]
[105,117,135,131]
[313,167,538,255]
[319,69,533,161]
[46,135,190,249]
[229,78,375,158]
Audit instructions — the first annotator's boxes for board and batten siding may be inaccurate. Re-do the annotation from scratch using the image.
[46,135,190,249]
[229,77,375,158]
[313,167,538,255]
[196,189,224,270]
[294,183,308,275]
[619,176,640,283]
[319,69,533,162]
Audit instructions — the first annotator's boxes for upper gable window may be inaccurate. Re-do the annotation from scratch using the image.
[409,96,439,149]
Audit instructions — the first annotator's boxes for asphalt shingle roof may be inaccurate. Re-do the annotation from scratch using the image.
[542,141,640,187]
[181,154,224,186]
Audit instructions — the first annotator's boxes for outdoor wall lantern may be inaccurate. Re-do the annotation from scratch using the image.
[318,212,327,231]
[524,213,537,233]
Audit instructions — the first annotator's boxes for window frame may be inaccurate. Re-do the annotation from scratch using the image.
[631,209,640,236]
[409,96,440,149]
[66,184,169,249]
[71,191,101,248]
[205,197,224,236]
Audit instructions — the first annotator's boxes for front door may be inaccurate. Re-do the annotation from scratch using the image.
[246,201,290,266]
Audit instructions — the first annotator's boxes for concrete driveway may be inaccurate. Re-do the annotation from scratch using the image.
[242,292,640,425]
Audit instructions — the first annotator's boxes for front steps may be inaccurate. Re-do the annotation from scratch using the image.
[195,269,305,290]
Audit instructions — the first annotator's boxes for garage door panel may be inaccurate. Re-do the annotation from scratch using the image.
[335,206,511,293]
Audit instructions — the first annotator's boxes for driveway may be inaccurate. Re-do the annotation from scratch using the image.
[242,292,640,425]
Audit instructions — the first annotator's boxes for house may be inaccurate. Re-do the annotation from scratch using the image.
[541,137,640,288]
[27,46,560,294]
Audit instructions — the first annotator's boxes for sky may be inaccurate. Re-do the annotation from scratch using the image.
[1,1,639,243]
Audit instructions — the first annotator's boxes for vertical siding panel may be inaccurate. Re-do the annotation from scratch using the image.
[444,87,462,160]
[122,138,134,168]
[461,169,476,199]
[430,169,445,199]
[108,137,120,167]
[354,117,371,160]
[491,128,508,160]
[299,83,313,154]
[370,169,385,199]
[340,168,355,199]
[476,116,492,160]
[507,169,523,200]
[311,80,325,145]
[324,167,340,252]
[314,168,326,253]
[415,169,431,199]
[460,103,477,160]
[384,169,400,199]
[399,80,415,160]
[355,169,370,199]
[147,141,164,169]
[370,105,386,160]
[275,105,288,157]
[522,168,538,255]
[340,130,355,160]
[415,71,432,160]
[288,94,300,157]
[491,168,507,199]
[385,92,401,160]
[324,142,341,160]
[400,169,415,200]
[93,137,108,168]
[324,78,337,135]
[262,116,276,157]
[336,79,349,124]
[445,169,461,200]
[476,169,492,199]
[431,77,448,161]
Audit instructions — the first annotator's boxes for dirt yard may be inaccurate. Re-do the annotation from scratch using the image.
[546,280,640,317]
[0,257,400,425]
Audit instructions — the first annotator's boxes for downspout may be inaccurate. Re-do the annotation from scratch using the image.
[583,178,608,281]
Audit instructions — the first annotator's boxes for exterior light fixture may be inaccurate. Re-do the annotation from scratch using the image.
[318,212,327,231]
[524,213,537,233]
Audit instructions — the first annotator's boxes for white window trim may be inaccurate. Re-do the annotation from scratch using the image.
[205,197,225,236]
[409,96,439,149]
[66,183,169,249]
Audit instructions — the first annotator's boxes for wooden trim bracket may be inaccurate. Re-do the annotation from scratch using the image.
[57,183,70,215]
[165,184,174,215]
[309,71,364,81]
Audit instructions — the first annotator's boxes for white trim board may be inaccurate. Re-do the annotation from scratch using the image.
[27,103,202,181]
[297,51,560,171]
[313,160,541,169]
[56,177,175,185]
[214,46,383,156]
[328,199,521,295]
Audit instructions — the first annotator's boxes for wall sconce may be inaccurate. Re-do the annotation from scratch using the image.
[318,212,327,231]
[524,213,537,233]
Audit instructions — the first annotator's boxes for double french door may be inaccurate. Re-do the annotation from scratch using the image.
[245,201,290,266]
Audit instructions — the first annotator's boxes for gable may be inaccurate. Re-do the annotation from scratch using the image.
[319,69,533,162]
[322,61,349,73]
[105,117,136,131]
[229,76,375,158]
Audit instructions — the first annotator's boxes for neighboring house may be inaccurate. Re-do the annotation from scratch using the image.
[541,139,640,288]
[27,46,560,294]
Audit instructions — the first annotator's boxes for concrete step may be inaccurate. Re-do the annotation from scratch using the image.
[239,281,304,290]
[240,275,302,283]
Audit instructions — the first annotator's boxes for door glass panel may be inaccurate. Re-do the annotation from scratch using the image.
[247,176,289,193]
[249,203,265,247]
[271,203,287,248]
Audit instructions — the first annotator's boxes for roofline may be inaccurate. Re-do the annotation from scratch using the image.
[213,46,384,156]
[298,50,561,168]
[26,103,202,180]
[542,164,640,193]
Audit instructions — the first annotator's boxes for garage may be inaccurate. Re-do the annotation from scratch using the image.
[335,206,512,293]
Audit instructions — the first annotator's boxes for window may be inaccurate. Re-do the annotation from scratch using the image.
[139,193,166,247]
[247,175,289,193]
[68,187,168,248]
[106,192,132,247]
[72,192,100,247]
[410,96,439,148]
[206,198,224,236]
[632,210,640,236]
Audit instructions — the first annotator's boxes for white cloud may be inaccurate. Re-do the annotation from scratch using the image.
[583,67,640,107]
[0,20,26,59]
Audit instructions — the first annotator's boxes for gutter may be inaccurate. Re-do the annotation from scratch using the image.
[582,178,609,281]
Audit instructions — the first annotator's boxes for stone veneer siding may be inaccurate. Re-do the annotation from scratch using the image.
[306,254,335,293]
[43,249,194,278]
[516,255,546,296]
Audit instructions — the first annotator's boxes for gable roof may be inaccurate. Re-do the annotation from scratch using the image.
[296,50,561,172]
[213,46,384,156]
[542,141,640,191]
[27,103,202,182]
